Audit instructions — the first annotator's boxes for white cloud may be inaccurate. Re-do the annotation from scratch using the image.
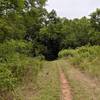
[46,0,100,19]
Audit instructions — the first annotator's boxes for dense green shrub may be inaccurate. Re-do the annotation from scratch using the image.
[0,65,17,91]
[0,40,43,99]
[58,49,77,58]
[59,45,100,59]
[59,46,100,77]
[0,40,33,62]
[0,55,43,99]
[10,40,32,55]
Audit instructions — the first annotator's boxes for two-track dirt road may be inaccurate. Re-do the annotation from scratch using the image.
[17,60,100,100]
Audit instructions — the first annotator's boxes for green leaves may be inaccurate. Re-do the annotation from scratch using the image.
[90,8,100,31]
[0,65,16,91]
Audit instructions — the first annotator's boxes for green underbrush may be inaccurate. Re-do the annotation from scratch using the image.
[59,45,100,78]
[0,40,43,100]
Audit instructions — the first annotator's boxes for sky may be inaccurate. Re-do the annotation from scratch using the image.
[45,0,100,19]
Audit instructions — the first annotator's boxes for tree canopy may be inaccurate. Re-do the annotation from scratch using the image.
[0,0,100,60]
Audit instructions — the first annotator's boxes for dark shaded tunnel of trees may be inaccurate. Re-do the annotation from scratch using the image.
[43,39,60,60]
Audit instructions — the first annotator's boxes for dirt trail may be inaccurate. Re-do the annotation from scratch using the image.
[15,60,100,100]
[57,62,72,100]
[60,69,72,100]
[60,60,100,100]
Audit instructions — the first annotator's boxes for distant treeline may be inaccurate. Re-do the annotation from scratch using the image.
[0,0,100,60]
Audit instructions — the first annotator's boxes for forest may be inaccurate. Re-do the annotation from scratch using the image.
[0,0,100,100]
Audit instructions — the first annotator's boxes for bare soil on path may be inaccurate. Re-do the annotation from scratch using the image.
[56,61,72,100]
[59,68,72,100]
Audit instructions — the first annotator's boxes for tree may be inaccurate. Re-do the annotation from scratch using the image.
[90,8,100,31]
[39,10,66,60]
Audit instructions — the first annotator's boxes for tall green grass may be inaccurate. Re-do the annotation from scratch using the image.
[58,46,100,78]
